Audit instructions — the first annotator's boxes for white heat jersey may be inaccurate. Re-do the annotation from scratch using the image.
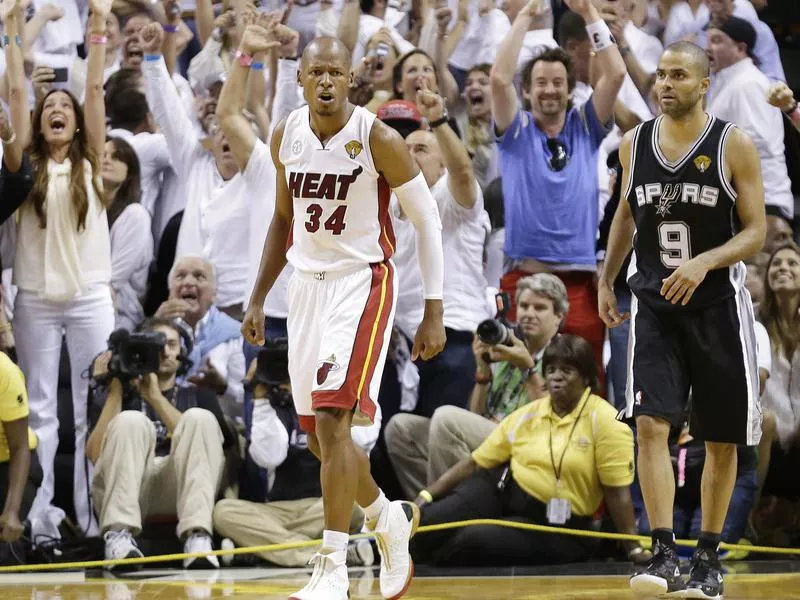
[279,105,395,275]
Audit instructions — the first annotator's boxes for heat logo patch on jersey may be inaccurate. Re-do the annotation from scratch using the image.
[316,355,340,385]
[694,155,711,173]
[345,140,363,159]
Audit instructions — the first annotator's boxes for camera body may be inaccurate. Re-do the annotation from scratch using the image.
[252,338,292,407]
[476,292,521,347]
[106,328,166,380]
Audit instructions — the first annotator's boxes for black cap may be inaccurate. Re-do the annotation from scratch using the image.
[712,16,757,55]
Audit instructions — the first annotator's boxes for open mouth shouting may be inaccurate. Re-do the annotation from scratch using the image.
[49,114,67,134]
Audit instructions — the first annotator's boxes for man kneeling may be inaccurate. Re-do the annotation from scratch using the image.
[87,318,236,570]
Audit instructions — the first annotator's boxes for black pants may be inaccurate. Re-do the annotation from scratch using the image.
[411,467,593,567]
[414,329,476,418]
[0,451,43,522]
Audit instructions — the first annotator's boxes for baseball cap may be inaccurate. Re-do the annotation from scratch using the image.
[712,16,757,55]
[376,100,422,139]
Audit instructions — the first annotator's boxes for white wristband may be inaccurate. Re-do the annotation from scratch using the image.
[586,20,616,53]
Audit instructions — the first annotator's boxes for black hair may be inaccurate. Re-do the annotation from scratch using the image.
[137,317,178,335]
[105,137,142,228]
[557,10,587,45]
[541,334,599,393]
[392,49,442,99]
[520,47,575,112]
[664,41,710,77]
[105,68,148,131]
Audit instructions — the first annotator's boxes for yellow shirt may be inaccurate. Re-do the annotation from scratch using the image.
[472,388,634,517]
[0,352,37,462]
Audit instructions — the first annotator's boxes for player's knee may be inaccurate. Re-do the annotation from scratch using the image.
[635,415,671,445]
[314,408,352,445]
[705,441,736,461]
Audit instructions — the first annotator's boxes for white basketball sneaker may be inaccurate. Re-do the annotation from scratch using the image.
[289,549,350,600]
[371,501,420,600]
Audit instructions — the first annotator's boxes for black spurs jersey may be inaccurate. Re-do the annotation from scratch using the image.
[624,114,746,311]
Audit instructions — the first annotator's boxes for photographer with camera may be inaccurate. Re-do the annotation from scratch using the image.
[212,340,381,568]
[86,317,235,570]
[386,273,567,500]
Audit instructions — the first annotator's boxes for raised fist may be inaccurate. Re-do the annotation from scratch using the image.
[139,22,165,54]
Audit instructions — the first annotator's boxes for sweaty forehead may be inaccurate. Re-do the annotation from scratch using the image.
[302,41,351,70]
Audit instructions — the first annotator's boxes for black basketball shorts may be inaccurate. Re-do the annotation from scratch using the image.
[624,290,762,445]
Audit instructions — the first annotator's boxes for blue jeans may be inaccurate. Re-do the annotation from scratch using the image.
[608,286,631,412]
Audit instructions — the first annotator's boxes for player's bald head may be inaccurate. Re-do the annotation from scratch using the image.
[301,36,352,69]
[662,41,710,78]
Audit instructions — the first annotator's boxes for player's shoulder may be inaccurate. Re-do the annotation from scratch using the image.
[368,115,403,151]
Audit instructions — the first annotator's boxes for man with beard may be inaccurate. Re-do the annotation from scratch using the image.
[490,0,626,383]
[599,41,766,599]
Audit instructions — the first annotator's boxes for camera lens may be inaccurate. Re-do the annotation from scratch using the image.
[477,320,506,345]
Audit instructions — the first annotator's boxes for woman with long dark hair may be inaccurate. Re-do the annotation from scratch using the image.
[2,0,115,536]
[104,137,153,331]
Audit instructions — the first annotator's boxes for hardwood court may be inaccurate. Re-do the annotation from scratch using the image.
[1,564,800,599]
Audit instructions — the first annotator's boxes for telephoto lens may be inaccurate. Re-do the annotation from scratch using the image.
[476,319,514,346]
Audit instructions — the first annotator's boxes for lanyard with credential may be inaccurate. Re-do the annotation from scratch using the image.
[548,394,588,495]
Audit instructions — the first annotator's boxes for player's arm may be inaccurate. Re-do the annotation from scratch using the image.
[242,119,293,346]
[598,130,635,327]
[661,128,767,306]
[369,119,446,360]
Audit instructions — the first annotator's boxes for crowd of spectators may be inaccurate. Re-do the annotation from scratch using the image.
[0,0,798,572]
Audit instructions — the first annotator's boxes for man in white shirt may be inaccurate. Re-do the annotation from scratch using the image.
[341,0,415,66]
[390,85,491,417]
[155,256,246,421]
[707,17,794,220]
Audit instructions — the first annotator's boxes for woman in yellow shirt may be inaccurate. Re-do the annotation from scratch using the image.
[411,335,648,566]
[0,352,40,547]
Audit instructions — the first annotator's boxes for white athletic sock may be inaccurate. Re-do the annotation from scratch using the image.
[322,529,350,553]
[361,490,389,524]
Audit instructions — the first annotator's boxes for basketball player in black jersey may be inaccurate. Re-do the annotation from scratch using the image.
[599,42,766,599]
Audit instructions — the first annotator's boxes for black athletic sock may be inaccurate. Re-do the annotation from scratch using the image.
[652,528,676,553]
[697,531,721,556]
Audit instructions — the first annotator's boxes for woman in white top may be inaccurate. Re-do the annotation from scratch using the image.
[758,243,800,500]
[104,137,154,331]
[2,0,115,537]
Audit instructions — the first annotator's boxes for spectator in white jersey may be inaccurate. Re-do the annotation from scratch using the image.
[389,82,491,418]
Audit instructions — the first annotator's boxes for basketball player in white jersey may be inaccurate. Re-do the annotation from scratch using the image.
[241,30,447,600]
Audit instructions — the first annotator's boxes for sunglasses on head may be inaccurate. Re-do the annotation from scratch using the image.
[546,138,569,172]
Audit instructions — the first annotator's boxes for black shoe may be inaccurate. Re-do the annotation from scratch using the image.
[684,548,724,599]
[629,540,685,598]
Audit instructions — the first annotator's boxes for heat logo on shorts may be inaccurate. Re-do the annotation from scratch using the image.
[316,355,340,385]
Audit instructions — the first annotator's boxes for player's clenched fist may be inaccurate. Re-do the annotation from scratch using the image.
[241,304,266,346]
[411,302,446,361]
[139,22,165,55]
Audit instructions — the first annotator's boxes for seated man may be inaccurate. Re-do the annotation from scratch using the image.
[87,318,236,570]
[410,335,647,566]
[213,340,380,568]
[0,352,41,557]
[385,274,567,500]
[155,256,245,421]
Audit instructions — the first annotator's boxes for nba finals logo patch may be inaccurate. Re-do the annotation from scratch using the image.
[694,155,711,173]
[345,140,363,159]
[316,355,340,385]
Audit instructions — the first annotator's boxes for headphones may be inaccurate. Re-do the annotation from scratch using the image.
[171,318,195,377]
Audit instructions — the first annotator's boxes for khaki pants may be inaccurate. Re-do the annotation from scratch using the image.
[92,408,225,538]
[213,498,365,567]
[385,406,497,499]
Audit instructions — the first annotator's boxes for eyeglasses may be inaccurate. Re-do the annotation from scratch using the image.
[546,138,569,172]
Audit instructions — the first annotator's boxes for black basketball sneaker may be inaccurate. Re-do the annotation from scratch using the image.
[683,548,724,599]
[629,539,685,597]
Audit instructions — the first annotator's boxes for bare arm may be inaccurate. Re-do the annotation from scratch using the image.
[85,0,113,159]
[601,484,641,554]
[3,0,30,166]
[195,0,215,45]
[23,3,63,52]
[490,0,541,134]
[426,456,478,499]
[598,131,635,287]
[1,418,30,524]
[337,0,360,54]
[432,8,458,108]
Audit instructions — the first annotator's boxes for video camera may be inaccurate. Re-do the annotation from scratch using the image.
[476,292,522,347]
[101,328,166,382]
[250,338,292,407]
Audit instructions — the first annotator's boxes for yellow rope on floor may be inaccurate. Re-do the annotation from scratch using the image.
[0,518,796,574]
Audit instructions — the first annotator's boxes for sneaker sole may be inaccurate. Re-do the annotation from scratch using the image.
[380,502,420,600]
[105,551,144,572]
[630,574,685,598]
[681,589,722,600]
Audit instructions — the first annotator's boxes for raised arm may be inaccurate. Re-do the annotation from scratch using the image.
[370,119,446,361]
[1,0,30,167]
[416,83,476,208]
[660,128,766,306]
[22,3,64,52]
[241,119,293,346]
[598,130,635,327]
[85,0,114,159]
[337,0,360,54]
[490,0,545,134]
[565,0,626,125]
[431,6,459,108]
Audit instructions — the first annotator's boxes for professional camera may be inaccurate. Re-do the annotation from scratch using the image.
[104,328,166,380]
[251,338,292,407]
[476,292,520,347]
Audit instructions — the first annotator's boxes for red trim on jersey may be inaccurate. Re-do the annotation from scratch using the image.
[377,176,396,261]
[311,262,394,424]
[298,415,316,433]
[286,217,295,251]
